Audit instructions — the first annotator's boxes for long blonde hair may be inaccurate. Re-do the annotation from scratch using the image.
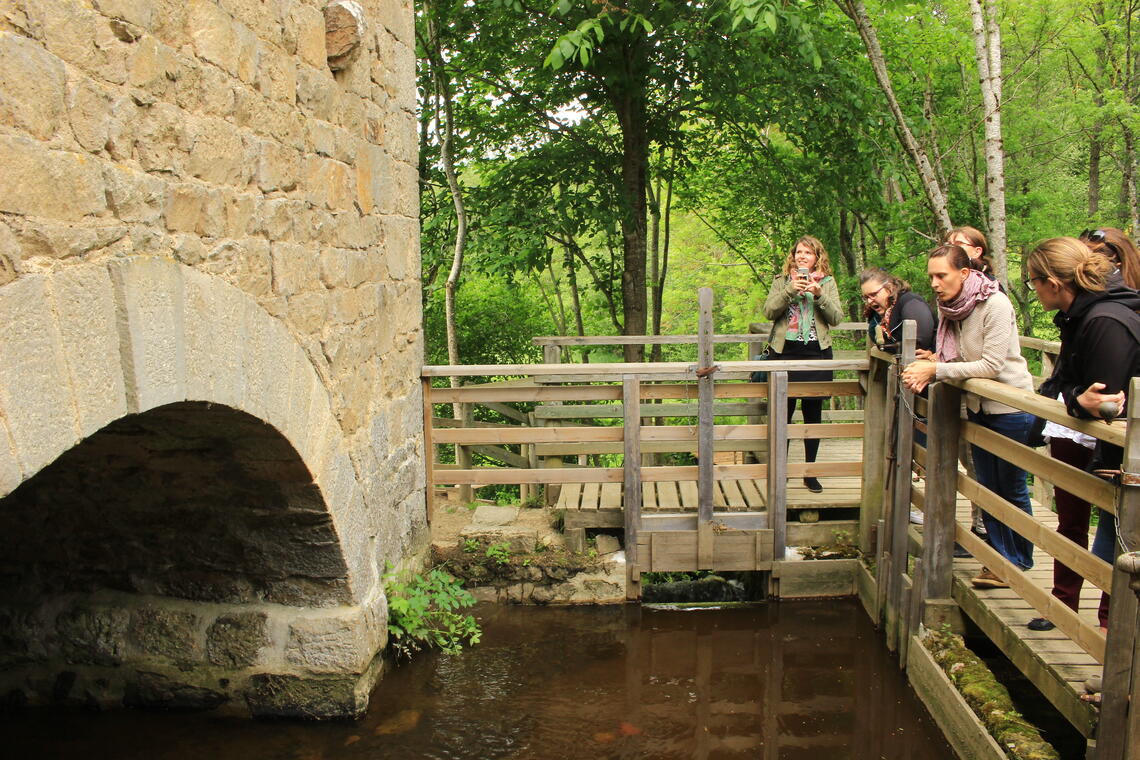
[782,235,833,277]
[1026,237,1114,293]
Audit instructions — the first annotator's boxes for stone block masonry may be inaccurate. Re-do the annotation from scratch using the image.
[0,0,423,718]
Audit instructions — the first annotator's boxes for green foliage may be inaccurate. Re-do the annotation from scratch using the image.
[462,538,479,553]
[485,542,512,565]
[384,568,481,658]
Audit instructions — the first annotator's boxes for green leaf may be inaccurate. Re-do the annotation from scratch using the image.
[763,9,777,33]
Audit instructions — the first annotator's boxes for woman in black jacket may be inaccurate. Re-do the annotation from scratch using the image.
[859,268,935,353]
[1024,237,1140,633]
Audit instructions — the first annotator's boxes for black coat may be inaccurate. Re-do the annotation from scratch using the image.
[1040,282,1140,470]
[868,291,936,353]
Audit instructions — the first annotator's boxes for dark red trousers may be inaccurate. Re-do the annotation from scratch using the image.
[1050,437,1110,628]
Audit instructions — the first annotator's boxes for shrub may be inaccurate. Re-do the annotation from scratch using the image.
[384,568,481,658]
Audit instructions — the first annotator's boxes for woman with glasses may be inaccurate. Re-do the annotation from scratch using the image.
[859,268,935,353]
[1022,237,1140,633]
[1079,227,1140,288]
[944,226,1000,282]
[761,236,845,493]
[901,244,1037,588]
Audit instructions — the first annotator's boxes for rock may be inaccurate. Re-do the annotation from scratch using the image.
[246,672,368,720]
[206,612,269,668]
[595,534,621,555]
[471,505,519,527]
[458,525,536,554]
[124,671,228,710]
[323,1,364,71]
[127,607,203,663]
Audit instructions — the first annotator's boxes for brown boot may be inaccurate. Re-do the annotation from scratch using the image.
[971,568,1009,589]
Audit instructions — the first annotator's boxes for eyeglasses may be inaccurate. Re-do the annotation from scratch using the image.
[1023,275,1048,289]
[861,284,888,302]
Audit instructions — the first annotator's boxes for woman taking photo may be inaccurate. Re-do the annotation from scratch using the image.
[1023,237,1140,633]
[901,245,1036,587]
[860,267,935,354]
[762,235,844,493]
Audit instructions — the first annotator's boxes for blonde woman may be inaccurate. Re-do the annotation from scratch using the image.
[1023,237,1140,632]
[761,235,844,493]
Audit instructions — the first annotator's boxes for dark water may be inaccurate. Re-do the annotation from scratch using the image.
[4,600,954,760]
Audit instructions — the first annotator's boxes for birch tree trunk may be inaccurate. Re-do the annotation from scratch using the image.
[836,0,951,234]
[969,0,1008,284]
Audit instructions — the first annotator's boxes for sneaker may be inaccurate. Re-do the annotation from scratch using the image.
[1027,618,1055,631]
[971,568,1009,589]
[803,477,823,493]
[909,508,924,525]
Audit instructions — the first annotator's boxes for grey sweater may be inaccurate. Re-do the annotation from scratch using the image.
[933,291,1033,414]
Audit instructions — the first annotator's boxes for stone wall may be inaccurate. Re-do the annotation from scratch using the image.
[0,0,423,717]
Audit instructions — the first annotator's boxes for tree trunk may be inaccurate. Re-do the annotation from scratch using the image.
[565,245,589,363]
[610,43,650,363]
[1125,126,1140,232]
[1089,131,1102,217]
[648,155,662,361]
[837,0,952,235]
[650,150,674,363]
[969,0,1008,285]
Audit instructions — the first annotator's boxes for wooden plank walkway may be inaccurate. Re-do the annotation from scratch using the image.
[554,435,863,514]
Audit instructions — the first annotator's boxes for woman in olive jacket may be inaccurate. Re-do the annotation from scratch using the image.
[761,235,845,492]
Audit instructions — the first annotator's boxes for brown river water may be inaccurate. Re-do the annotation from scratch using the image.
[3,600,955,760]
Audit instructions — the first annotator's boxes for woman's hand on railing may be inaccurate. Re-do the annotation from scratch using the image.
[1077,383,1125,419]
[901,359,937,393]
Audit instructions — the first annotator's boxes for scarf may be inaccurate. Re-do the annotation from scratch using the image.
[785,271,828,342]
[935,270,999,361]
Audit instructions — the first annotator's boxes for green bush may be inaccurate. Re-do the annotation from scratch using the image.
[384,568,481,658]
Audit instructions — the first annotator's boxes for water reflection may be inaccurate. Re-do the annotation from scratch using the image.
[4,600,953,760]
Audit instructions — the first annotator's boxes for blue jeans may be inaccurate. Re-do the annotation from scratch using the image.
[968,410,1035,570]
[1092,509,1116,564]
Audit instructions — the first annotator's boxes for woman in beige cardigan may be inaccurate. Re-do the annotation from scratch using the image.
[761,235,845,493]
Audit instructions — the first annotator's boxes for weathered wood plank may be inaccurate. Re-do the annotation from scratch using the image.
[532,327,868,346]
[623,377,642,572]
[423,358,871,378]
[767,371,789,560]
[599,482,622,509]
[557,482,582,510]
[697,288,715,525]
[656,481,680,510]
[580,481,601,511]
[422,378,435,524]
[921,382,961,601]
[962,420,1118,514]
[679,480,699,509]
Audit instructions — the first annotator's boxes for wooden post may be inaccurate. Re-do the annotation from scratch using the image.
[887,321,917,650]
[541,344,562,507]
[860,352,890,554]
[422,378,435,524]
[623,375,642,599]
[767,370,789,561]
[921,381,962,603]
[1094,377,1140,760]
[697,287,715,526]
[456,401,473,504]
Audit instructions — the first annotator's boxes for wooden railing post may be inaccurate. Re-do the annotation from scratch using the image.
[697,288,715,572]
[886,321,917,651]
[920,381,962,606]
[422,377,434,524]
[1094,377,1140,760]
[767,370,789,562]
[860,351,891,555]
[623,375,642,600]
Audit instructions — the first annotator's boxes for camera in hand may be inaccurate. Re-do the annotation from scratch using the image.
[797,267,810,280]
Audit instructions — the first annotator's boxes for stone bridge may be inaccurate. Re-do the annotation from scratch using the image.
[0,0,424,717]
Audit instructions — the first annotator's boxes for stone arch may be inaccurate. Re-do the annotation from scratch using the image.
[0,258,388,717]
[0,257,375,602]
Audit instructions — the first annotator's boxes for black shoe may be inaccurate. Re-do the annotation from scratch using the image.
[803,477,823,493]
[953,543,971,558]
[1028,617,1055,631]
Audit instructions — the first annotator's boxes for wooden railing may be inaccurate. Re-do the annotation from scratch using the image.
[864,321,1138,756]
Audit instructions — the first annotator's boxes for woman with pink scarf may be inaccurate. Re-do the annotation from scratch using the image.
[901,244,1036,588]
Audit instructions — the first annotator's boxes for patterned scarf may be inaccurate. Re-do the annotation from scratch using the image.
[785,271,829,342]
[935,270,999,361]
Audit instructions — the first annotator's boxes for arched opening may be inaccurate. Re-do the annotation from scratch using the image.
[0,402,350,610]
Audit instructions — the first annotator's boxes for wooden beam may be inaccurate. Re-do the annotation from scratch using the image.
[697,288,715,526]
[921,382,961,601]
[1094,376,1140,759]
[767,371,789,560]
[952,377,1125,448]
[422,378,434,524]
[859,352,890,554]
[887,321,917,651]
[623,376,642,583]
[530,325,869,346]
[962,420,1118,514]
[533,401,764,419]
[422,357,871,378]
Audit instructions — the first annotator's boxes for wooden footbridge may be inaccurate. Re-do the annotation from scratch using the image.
[421,289,1140,758]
